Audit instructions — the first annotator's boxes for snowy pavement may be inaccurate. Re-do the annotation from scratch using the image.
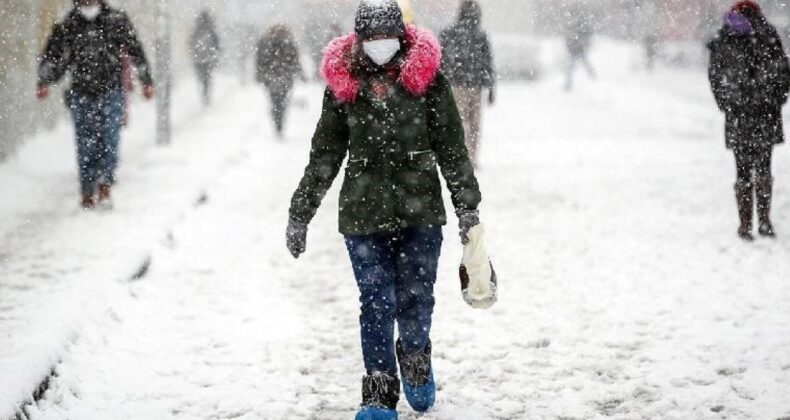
[4,42,790,420]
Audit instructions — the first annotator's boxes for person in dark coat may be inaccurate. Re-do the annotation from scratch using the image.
[439,0,495,168]
[285,1,483,418]
[255,24,304,138]
[36,0,154,210]
[708,0,790,240]
[564,7,596,90]
[191,11,221,106]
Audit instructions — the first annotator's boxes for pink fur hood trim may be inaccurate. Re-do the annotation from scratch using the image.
[320,24,442,103]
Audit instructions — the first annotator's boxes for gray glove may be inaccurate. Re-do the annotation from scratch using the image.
[457,209,480,245]
[286,219,308,259]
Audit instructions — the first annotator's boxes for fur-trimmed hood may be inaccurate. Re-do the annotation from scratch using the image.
[320,24,442,103]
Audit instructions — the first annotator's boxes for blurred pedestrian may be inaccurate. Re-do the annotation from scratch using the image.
[440,0,496,168]
[36,0,154,210]
[638,0,660,71]
[708,1,790,240]
[564,7,596,90]
[255,24,304,138]
[191,11,221,106]
[286,0,483,418]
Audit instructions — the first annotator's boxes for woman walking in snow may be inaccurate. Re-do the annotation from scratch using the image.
[286,1,483,418]
[255,24,304,138]
[708,1,790,240]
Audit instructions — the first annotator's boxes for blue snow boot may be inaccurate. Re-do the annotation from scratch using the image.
[397,339,435,413]
[355,373,400,420]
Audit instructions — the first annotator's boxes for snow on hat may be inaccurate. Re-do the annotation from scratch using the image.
[355,0,405,40]
[731,0,761,15]
[724,11,753,35]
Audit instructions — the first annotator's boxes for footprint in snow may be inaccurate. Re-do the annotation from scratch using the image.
[717,366,747,377]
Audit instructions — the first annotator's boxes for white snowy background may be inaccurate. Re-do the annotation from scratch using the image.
[1,12,790,420]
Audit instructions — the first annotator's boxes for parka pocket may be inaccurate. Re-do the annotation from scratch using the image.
[346,157,369,179]
[407,150,437,172]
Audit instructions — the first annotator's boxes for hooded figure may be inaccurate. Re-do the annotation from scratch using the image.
[285,1,482,418]
[255,24,304,137]
[439,0,496,168]
[191,11,221,105]
[36,0,154,209]
[708,0,790,240]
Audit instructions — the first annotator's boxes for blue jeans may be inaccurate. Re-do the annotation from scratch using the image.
[66,89,124,194]
[345,226,443,376]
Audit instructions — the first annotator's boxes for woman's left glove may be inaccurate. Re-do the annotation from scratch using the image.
[286,219,308,259]
[457,209,480,245]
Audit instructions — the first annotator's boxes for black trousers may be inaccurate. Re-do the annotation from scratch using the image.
[268,87,291,134]
[734,144,773,183]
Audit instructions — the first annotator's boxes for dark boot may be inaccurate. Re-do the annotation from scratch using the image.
[356,373,399,420]
[81,192,96,210]
[97,183,114,210]
[735,180,754,241]
[756,176,776,237]
[396,340,435,413]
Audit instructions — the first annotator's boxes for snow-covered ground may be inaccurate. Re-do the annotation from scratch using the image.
[3,40,790,420]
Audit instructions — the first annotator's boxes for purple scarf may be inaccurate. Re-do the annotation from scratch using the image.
[724,11,753,35]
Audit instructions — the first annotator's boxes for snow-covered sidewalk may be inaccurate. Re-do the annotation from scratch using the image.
[4,41,790,419]
[0,76,274,419]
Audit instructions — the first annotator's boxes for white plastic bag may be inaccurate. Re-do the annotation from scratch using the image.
[459,224,498,309]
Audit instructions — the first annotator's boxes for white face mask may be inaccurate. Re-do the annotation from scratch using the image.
[79,5,101,21]
[363,39,401,66]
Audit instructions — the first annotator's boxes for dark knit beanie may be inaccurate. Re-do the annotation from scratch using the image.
[355,0,405,40]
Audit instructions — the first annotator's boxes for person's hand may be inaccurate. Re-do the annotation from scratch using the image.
[457,209,480,245]
[36,85,49,100]
[286,219,308,259]
[143,85,155,100]
[488,88,496,105]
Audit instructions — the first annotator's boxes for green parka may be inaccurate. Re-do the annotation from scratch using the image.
[289,25,480,236]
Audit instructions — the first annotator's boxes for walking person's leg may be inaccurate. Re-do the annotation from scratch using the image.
[201,69,212,105]
[466,88,483,168]
[67,92,102,209]
[755,146,776,237]
[583,53,596,79]
[734,145,756,240]
[268,88,282,137]
[452,87,476,165]
[394,226,442,413]
[345,233,401,418]
[565,54,578,91]
[96,89,125,206]
[271,87,290,137]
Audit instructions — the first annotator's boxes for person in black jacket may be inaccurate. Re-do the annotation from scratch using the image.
[708,1,790,240]
[255,24,304,138]
[191,11,221,106]
[440,0,495,168]
[36,0,154,210]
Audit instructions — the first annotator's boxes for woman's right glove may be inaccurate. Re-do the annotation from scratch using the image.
[457,209,480,245]
[286,219,308,259]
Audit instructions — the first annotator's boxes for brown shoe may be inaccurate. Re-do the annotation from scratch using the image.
[756,176,776,238]
[735,180,754,241]
[81,192,96,210]
[98,183,112,203]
